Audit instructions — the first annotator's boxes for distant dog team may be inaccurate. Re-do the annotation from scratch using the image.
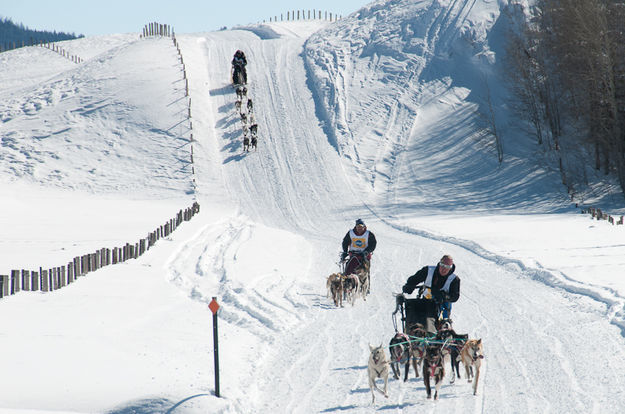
[326,272,362,307]
[233,87,258,152]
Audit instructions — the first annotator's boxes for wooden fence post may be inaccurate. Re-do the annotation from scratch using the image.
[0,275,7,298]
[31,271,39,291]
[41,269,49,292]
[21,270,30,291]
[67,263,74,284]
[11,270,20,294]
[51,267,57,290]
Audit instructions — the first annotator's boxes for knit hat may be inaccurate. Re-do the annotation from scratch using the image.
[355,219,365,226]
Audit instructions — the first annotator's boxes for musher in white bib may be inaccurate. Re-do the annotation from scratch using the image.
[401,254,460,320]
[341,218,377,281]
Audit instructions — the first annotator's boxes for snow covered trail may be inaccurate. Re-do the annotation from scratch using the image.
[163,18,625,413]
[180,24,357,234]
[239,224,625,413]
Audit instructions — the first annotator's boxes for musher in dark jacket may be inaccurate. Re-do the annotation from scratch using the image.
[231,50,247,85]
[341,218,377,276]
[402,254,460,320]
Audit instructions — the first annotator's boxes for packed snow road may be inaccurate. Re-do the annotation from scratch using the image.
[172,22,625,412]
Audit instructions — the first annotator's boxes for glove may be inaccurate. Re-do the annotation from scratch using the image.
[340,252,348,261]
[402,285,412,294]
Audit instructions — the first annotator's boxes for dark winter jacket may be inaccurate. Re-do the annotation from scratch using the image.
[232,53,247,68]
[402,264,460,303]
[342,227,377,254]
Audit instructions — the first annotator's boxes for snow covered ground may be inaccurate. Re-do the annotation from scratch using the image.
[1,1,625,413]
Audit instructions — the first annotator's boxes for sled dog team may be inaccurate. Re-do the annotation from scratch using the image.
[325,259,370,307]
[234,86,258,153]
[369,327,483,403]
[231,50,258,153]
[326,233,484,403]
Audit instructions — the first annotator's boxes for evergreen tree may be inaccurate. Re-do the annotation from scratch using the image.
[0,16,83,52]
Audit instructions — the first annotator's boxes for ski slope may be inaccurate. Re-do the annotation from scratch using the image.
[1,1,625,413]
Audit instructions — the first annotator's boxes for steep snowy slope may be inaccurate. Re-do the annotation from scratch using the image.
[304,0,571,214]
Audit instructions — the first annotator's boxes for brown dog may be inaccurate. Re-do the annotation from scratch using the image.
[458,338,484,395]
[326,273,343,307]
[326,273,341,298]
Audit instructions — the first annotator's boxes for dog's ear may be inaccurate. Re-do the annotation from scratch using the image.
[477,338,482,344]
[369,344,374,351]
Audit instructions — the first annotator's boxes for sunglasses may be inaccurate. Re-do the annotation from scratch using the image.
[439,262,452,270]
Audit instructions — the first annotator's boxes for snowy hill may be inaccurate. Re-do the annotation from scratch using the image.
[1,1,625,413]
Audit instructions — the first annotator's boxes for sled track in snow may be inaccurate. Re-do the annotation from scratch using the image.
[368,211,625,338]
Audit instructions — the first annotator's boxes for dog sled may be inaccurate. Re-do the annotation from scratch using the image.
[394,296,439,334]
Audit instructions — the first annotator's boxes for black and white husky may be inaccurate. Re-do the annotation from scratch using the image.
[388,332,410,380]
[242,132,250,152]
[235,85,247,100]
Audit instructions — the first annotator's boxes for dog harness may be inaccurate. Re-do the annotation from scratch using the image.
[348,229,370,252]
[422,266,457,299]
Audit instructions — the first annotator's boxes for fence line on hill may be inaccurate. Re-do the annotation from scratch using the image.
[264,10,342,23]
[0,39,83,63]
[0,202,200,300]
[140,22,196,190]
[579,206,624,226]
[140,22,174,38]
[170,28,196,190]
[38,41,83,63]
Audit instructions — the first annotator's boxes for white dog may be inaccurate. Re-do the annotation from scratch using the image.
[368,344,390,403]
